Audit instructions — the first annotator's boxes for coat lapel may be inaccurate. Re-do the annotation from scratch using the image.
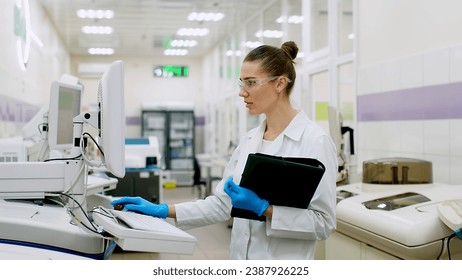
[234,111,307,183]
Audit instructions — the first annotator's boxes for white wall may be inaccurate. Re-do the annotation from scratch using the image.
[358,0,462,67]
[71,55,203,138]
[357,0,462,184]
[0,0,70,138]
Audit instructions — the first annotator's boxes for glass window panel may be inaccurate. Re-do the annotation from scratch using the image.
[338,62,355,122]
[219,44,224,79]
[234,33,242,78]
[338,62,355,157]
[226,38,233,79]
[287,0,303,63]
[311,0,328,51]
[311,71,330,132]
[245,16,262,55]
[262,3,282,46]
[338,0,354,55]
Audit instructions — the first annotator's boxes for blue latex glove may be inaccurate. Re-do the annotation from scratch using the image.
[110,197,168,219]
[224,177,269,216]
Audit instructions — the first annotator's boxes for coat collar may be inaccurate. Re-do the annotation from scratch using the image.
[245,110,308,154]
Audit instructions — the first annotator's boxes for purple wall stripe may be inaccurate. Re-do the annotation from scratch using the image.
[357,81,462,121]
[0,95,40,123]
[195,115,205,126]
[125,116,140,125]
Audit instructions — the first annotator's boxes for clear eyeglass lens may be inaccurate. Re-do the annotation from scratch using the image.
[238,77,278,90]
[238,79,244,89]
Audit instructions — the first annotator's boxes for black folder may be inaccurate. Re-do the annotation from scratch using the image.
[230,153,326,221]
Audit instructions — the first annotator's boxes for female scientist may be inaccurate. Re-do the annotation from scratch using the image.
[112,41,338,260]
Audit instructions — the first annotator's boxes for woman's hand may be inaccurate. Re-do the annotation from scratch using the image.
[111,196,169,218]
[224,178,269,216]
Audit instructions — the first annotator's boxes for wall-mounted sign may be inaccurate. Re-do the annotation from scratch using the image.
[153,65,189,78]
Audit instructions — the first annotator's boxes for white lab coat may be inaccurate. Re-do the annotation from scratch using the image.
[174,110,337,259]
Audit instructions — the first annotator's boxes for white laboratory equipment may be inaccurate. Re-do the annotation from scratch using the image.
[328,106,355,185]
[326,158,462,260]
[0,61,197,259]
[124,137,161,169]
[92,208,197,254]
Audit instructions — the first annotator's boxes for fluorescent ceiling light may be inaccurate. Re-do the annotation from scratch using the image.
[164,49,188,56]
[82,26,113,34]
[170,39,197,47]
[177,28,209,36]
[244,41,263,49]
[88,48,114,55]
[77,9,114,19]
[226,50,241,57]
[276,15,304,24]
[255,30,283,39]
[187,12,224,22]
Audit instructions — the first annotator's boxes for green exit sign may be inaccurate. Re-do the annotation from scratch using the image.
[153,65,189,78]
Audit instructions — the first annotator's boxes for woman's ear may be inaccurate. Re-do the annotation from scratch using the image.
[275,76,288,93]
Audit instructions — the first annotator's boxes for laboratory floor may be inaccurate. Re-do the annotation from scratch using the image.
[109,186,232,260]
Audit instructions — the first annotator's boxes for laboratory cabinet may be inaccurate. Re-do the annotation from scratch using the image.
[325,231,400,260]
[141,108,195,186]
[107,168,162,203]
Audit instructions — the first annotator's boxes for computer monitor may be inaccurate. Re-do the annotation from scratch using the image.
[48,80,82,151]
[94,60,125,178]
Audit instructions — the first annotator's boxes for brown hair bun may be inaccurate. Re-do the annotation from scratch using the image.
[281,41,299,61]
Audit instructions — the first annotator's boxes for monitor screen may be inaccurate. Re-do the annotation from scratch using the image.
[48,81,82,151]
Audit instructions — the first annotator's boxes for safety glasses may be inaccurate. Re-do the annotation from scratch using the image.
[238,76,292,91]
[238,76,279,90]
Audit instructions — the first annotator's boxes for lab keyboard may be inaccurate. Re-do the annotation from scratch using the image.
[110,210,177,232]
[92,208,197,254]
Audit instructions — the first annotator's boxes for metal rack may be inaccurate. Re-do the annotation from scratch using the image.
[141,107,195,186]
